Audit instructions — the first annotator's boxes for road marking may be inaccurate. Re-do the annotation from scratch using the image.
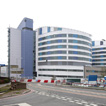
[30,84,106,99]
[34,90,99,106]
[69,100,74,102]
[3,103,31,106]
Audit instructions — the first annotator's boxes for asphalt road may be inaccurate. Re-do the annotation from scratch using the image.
[0,83,106,106]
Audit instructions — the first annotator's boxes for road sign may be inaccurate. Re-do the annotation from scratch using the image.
[88,75,97,81]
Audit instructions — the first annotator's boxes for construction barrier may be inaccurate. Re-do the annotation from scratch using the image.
[51,80,54,83]
[37,80,41,83]
[44,80,48,83]
[27,79,32,82]
[26,79,55,83]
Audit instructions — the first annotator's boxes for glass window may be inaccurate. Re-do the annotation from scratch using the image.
[68,34,91,41]
[92,41,95,46]
[73,40,78,43]
[58,45,62,48]
[47,46,51,49]
[58,28,62,30]
[73,51,78,54]
[47,41,51,44]
[73,45,78,49]
[39,28,42,35]
[100,41,103,45]
[101,59,103,61]
[73,34,78,38]
[101,63,104,65]
[69,40,91,46]
[47,27,50,32]
[58,56,62,59]
[58,40,62,43]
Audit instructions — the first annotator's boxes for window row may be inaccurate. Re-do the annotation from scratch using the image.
[68,34,91,41]
[69,56,91,62]
[92,41,104,46]
[86,70,104,73]
[38,69,83,72]
[92,47,106,51]
[92,51,106,54]
[38,27,62,35]
[38,39,91,47]
[68,45,91,51]
[38,56,67,60]
[39,50,66,56]
[38,39,66,46]
[38,50,91,56]
[68,40,91,46]
[39,34,66,41]
[38,74,83,78]
[68,51,91,56]
[38,45,91,52]
[39,45,66,51]
[92,63,106,65]
[38,56,91,61]
[92,59,106,62]
[92,55,106,58]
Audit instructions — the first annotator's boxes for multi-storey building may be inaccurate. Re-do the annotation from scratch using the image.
[35,26,92,81]
[8,18,34,78]
[8,17,106,81]
[92,40,106,66]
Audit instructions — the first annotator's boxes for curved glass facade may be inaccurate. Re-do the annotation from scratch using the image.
[68,40,91,46]
[38,69,83,72]
[93,51,106,54]
[39,34,66,41]
[68,51,91,57]
[69,56,91,62]
[39,56,67,60]
[39,45,67,51]
[39,50,66,56]
[39,39,66,46]
[92,47,106,51]
[68,45,91,52]
[37,26,92,80]
[68,34,91,41]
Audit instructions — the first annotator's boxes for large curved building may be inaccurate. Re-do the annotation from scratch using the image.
[36,26,92,81]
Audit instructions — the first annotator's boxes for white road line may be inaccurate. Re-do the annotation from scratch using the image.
[45,94,50,96]
[61,98,67,101]
[69,100,74,102]
[18,103,31,106]
[3,103,31,106]
[51,95,56,98]
[76,102,83,105]
[90,103,98,106]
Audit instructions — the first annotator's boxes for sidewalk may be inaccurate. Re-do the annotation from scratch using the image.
[0,83,11,88]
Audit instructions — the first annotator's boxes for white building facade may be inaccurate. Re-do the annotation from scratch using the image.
[35,27,92,81]
[92,40,106,66]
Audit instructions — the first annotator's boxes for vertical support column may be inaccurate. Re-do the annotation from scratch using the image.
[8,28,10,78]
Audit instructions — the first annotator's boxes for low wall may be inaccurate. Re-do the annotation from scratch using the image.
[11,82,26,89]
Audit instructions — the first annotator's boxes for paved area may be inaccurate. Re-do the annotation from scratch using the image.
[0,83,10,88]
[0,83,106,106]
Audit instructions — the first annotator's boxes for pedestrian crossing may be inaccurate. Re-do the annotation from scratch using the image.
[34,90,106,106]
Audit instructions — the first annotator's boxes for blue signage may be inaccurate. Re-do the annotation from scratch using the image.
[104,76,106,80]
[0,64,5,66]
[88,75,97,81]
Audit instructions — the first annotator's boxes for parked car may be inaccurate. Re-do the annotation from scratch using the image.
[66,81,74,85]
[99,84,105,88]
